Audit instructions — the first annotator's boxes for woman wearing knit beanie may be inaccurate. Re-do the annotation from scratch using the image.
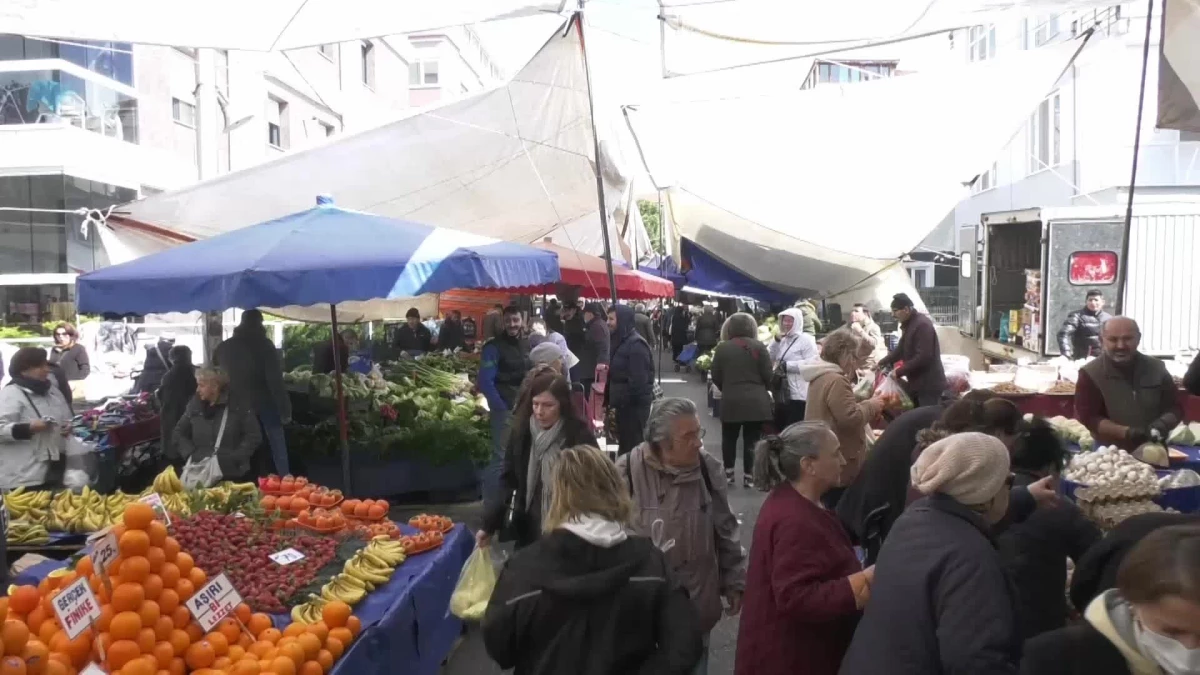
[840,432,1021,675]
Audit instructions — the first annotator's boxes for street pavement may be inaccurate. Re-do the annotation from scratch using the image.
[439,350,766,674]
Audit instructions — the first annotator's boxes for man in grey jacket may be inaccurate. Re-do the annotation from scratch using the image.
[213,310,291,475]
[617,398,747,675]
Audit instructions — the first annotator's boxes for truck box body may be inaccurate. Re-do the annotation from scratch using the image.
[962,204,1200,360]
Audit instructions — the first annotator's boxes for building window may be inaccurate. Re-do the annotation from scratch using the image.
[0,69,139,142]
[318,43,336,62]
[0,35,135,87]
[408,60,439,86]
[968,25,996,62]
[973,162,998,193]
[801,60,897,89]
[1023,15,1062,48]
[1029,92,1061,174]
[266,97,288,149]
[906,262,936,289]
[171,98,196,127]
[360,41,375,88]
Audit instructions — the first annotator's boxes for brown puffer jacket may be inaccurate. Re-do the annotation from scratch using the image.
[802,362,883,487]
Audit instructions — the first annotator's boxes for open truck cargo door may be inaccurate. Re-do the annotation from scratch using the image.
[1044,216,1122,357]
[980,208,1045,363]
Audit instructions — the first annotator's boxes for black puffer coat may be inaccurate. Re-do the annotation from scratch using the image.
[1056,308,1112,359]
[996,471,1101,641]
[839,494,1020,675]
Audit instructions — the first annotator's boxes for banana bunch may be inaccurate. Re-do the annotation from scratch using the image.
[7,518,50,545]
[4,487,52,524]
[151,466,184,494]
[197,481,256,510]
[320,576,367,605]
[161,492,192,517]
[290,594,329,625]
[50,487,112,533]
[104,492,134,522]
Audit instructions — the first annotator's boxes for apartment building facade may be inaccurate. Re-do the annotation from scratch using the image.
[0,30,501,326]
[936,3,1200,252]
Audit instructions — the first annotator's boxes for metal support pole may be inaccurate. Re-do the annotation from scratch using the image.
[1115,0,1155,313]
[575,9,620,305]
[330,305,353,493]
[657,189,666,384]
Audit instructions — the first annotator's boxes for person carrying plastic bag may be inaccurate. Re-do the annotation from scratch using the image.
[450,548,498,621]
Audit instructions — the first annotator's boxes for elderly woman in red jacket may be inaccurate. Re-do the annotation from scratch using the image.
[734,421,873,675]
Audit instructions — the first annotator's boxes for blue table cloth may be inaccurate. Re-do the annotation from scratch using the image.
[11,524,475,675]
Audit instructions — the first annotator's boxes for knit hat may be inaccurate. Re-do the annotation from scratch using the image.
[911,432,1011,505]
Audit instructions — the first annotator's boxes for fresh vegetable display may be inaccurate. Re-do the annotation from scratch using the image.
[1044,416,1096,451]
[290,537,407,623]
[170,511,346,614]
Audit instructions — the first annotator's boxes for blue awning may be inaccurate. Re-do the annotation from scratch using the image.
[679,239,795,305]
[77,200,560,315]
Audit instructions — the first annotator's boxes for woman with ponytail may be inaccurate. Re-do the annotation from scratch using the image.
[734,422,872,675]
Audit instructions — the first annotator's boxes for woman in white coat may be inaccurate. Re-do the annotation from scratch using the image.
[0,348,73,490]
[767,308,820,430]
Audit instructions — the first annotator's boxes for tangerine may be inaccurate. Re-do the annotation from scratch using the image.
[167,630,190,657]
[276,641,304,666]
[73,557,94,579]
[184,642,216,670]
[185,623,204,643]
[281,625,306,639]
[146,521,168,548]
[320,603,350,630]
[106,639,141,671]
[170,607,191,631]
[294,634,320,662]
[142,575,164,602]
[160,538,180,563]
[173,554,193,578]
[366,505,386,520]
[323,637,344,661]
[268,656,295,675]
[326,628,352,648]
[153,616,174,642]
[212,657,232,671]
[121,503,156,531]
[136,627,157,654]
[20,641,46,675]
[151,642,175,669]
[111,584,145,613]
[226,646,246,662]
[22,606,46,635]
[259,629,281,645]
[247,642,274,659]
[217,619,241,646]
[94,606,114,633]
[0,655,27,675]
[167,657,185,675]
[118,557,151,584]
[344,616,360,638]
[158,564,181,590]
[118,530,150,558]
[157,590,180,616]
[234,604,252,625]
[204,632,228,657]
[303,623,327,645]
[246,615,272,639]
[351,503,369,518]
[174,580,195,604]
[315,650,333,673]
[187,568,207,588]
[138,603,161,631]
[230,659,261,675]
[110,612,142,641]
[35,622,55,648]
[298,661,322,675]
[121,656,155,675]
[1,621,29,655]
[40,661,66,675]
[144,549,166,574]
[8,589,38,616]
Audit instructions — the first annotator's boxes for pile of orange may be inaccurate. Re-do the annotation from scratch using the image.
[337,500,388,522]
[3,502,360,675]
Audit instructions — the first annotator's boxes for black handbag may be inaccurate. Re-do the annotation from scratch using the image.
[769,338,796,403]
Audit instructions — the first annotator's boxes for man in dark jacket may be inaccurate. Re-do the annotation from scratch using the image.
[544,299,564,335]
[670,305,692,365]
[577,303,610,392]
[562,303,586,382]
[134,337,175,394]
[694,306,720,353]
[312,332,349,375]
[633,303,656,349]
[394,307,433,353]
[479,306,530,507]
[1056,290,1112,359]
[157,345,197,466]
[609,305,655,455]
[213,309,291,475]
[877,293,946,408]
[1187,350,1200,396]
[436,310,465,352]
[997,421,1102,641]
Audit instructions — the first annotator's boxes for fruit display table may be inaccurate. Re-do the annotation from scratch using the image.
[14,524,474,675]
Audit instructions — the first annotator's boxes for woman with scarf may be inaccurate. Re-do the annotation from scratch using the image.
[173,368,262,487]
[768,307,820,429]
[157,345,197,468]
[0,348,73,490]
[483,444,703,674]
[609,305,655,456]
[477,367,598,549]
[577,302,611,393]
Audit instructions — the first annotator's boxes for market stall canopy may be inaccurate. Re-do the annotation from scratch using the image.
[1158,0,1200,133]
[532,241,674,300]
[77,200,560,315]
[108,19,603,248]
[0,1,572,51]
[625,36,1092,299]
[678,239,795,305]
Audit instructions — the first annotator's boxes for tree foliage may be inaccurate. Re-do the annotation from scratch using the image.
[638,199,665,255]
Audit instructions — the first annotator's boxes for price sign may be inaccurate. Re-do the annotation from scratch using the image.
[138,493,171,526]
[269,548,305,566]
[53,577,102,640]
[91,533,120,579]
[185,573,242,632]
[80,664,107,675]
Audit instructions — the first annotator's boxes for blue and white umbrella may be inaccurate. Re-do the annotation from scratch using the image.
[77,197,560,315]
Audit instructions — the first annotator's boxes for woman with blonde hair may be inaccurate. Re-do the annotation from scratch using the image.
[800,327,888,507]
[173,367,262,487]
[483,445,703,675]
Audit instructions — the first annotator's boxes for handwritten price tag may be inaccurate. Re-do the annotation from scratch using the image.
[138,493,171,526]
[269,548,305,566]
[92,533,119,579]
[185,573,242,633]
[53,577,101,640]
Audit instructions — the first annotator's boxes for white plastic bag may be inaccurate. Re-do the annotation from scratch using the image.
[450,548,497,621]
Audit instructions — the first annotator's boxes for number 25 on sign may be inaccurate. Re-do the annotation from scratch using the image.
[185,573,243,633]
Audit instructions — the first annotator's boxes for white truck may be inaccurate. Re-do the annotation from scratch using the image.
[957,203,1200,362]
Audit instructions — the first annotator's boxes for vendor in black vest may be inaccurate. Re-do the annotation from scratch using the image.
[1074,317,1180,451]
[479,306,531,510]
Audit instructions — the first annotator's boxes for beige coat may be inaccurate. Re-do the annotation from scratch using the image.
[803,362,884,486]
[616,445,747,633]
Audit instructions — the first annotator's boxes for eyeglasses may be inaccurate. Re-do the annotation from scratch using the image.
[681,428,706,442]
[53,332,68,337]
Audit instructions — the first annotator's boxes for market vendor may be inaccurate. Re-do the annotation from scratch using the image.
[394,308,433,353]
[1075,317,1180,450]
[479,306,531,508]
[876,293,946,408]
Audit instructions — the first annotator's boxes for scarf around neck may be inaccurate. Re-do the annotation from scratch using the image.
[526,416,567,513]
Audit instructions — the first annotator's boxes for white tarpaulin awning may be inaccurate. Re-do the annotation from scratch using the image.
[0,1,573,51]
[1158,0,1200,133]
[626,37,1091,298]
